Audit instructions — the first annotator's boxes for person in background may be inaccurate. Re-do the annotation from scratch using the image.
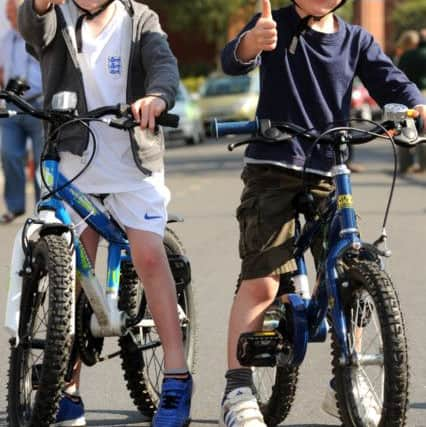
[0,0,43,223]
[394,30,419,65]
[398,29,426,174]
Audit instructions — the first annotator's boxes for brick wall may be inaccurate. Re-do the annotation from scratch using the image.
[354,0,402,53]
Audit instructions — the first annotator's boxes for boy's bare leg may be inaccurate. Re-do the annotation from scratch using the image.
[126,227,187,371]
[227,276,279,369]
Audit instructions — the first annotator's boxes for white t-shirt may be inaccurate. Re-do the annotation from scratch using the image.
[60,2,159,193]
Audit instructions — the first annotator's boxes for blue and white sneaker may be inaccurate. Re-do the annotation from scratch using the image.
[52,393,86,427]
[152,375,193,427]
[219,387,266,427]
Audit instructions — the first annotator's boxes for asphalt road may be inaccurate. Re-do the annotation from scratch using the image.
[0,138,425,426]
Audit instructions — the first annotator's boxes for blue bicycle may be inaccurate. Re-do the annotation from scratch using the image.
[2,80,196,427]
[213,107,425,427]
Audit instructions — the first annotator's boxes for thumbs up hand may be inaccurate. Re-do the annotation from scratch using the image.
[250,0,278,52]
[235,0,277,62]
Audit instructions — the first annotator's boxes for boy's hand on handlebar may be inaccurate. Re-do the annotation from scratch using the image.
[131,96,167,132]
[413,104,426,132]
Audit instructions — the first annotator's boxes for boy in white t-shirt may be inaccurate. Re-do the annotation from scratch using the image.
[19,0,191,426]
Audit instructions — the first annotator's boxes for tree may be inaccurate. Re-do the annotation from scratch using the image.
[392,0,426,41]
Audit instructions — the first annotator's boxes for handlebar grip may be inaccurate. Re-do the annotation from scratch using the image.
[212,118,259,139]
[156,112,179,128]
[108,113,180,130]
[415,115,424,133]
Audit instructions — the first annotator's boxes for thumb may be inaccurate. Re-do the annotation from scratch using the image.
[261,0,272,19]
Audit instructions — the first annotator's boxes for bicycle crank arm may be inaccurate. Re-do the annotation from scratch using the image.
[97,340,162,363]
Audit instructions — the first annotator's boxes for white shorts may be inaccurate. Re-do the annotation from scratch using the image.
[67,173,171,238]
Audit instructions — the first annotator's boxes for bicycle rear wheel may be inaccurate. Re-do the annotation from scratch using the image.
[119,227,196,418]
[7,235,74,427]
[331,260,409,427]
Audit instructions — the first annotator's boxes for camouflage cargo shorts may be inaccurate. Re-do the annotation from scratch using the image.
[237,164,334,280]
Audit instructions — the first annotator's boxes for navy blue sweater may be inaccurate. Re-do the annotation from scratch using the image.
[221,5,425,175]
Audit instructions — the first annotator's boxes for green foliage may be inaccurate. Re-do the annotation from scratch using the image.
[155,0,290,46]
[335,2,354,22]
[182,76,206,93]
[156,0,247,46]
[392,0,426,41]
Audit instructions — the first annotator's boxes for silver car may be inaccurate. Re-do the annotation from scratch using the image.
[164,82,205,145]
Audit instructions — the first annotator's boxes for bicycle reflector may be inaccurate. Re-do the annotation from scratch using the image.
[51,91,78,113]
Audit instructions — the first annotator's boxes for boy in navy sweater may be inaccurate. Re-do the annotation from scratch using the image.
[219,1,426,426]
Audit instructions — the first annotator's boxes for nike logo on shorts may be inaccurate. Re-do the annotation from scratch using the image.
[144,213,162,220]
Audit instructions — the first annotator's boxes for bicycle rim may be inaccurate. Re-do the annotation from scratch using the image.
[332,260,409,427]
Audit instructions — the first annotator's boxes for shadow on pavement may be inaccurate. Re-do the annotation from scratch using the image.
[411,402,426,410]
[85,409,150,426]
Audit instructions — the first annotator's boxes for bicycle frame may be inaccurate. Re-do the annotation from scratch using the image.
[40,157,132,337]
[287,150,362,366]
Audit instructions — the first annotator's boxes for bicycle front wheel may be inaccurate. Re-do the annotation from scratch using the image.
[254,364,298,427]
[331,260,409,427]
[118,227,196,418]
[7,235,74,427]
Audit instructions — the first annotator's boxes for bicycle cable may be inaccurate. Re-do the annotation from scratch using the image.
[39,118,99,200]
[301,119,398,235]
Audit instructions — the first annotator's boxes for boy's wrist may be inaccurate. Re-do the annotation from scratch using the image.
[33,0,52,15]
[146,93,169,110]
[236,30,262,64]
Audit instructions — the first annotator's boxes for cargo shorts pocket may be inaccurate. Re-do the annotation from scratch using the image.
[236,197,260,259]
[257,192,295,252]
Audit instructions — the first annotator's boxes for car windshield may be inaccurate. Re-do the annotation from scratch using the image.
[176,84,187,102]
[202,75,251,97]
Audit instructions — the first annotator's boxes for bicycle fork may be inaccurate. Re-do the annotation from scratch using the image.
[325,163,362,365]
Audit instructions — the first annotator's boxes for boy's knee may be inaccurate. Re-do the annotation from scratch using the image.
[239,276,279,302]
[132,241,166,274]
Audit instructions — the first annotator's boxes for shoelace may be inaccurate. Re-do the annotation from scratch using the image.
[161,391,181,410]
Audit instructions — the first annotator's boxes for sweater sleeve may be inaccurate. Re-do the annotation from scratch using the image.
[18,0,58,57]
[221,14,261,76]
[139,9,179,110]
[356,30,425,108]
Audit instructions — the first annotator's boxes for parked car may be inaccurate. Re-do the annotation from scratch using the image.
[164,82,205,145]
[351,77,381,121]
[198,71,259,134]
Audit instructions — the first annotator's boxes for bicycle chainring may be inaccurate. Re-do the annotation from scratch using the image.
[76,292,104,366]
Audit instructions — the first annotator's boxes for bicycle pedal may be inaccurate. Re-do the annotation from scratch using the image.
[237,331,283,367]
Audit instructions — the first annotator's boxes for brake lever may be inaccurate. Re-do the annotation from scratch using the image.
[393,118,421,147]
[228,140,250,151]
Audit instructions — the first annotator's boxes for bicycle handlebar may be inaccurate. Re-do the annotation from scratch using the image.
[212,113,425,149]
[0,90,180,129]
